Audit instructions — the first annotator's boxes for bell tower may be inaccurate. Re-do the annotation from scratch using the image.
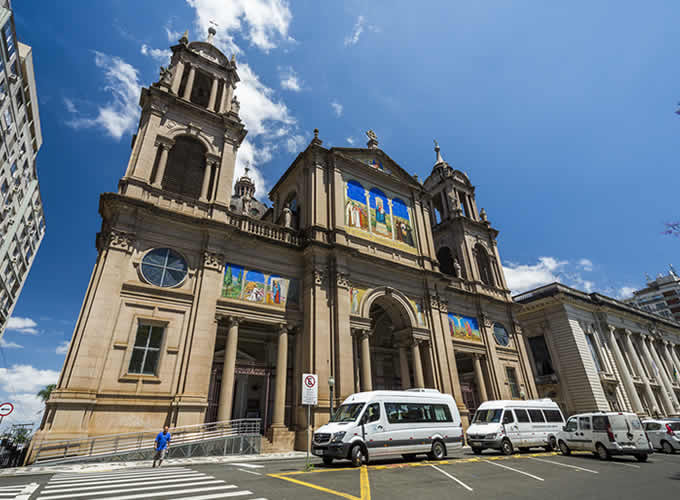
[423,142,509,293]
[118,28,247,216]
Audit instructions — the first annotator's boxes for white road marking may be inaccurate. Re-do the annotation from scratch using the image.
[37,481,230,500]
[49,468,190,482]
[230,462,265,468]
[46,471,205,487]
[43,474,212,493]
[608,461,640,469]
[15,483,40,500]
[529,457,599,473]
[483,459,545,481]
[430,464,473,491]
[0,482,39,500]
[185,493,255,500]
[237,468,263,475]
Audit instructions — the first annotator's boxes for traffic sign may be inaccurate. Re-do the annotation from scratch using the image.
[0,402,13,417]
[301,373,318,405]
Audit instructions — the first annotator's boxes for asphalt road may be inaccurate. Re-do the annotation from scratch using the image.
[0,449,679,499]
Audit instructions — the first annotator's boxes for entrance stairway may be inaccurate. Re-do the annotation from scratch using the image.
[28,419,261,465]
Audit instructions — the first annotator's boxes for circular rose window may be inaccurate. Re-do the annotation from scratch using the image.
[141,248,188,287]
[493,323,510,346]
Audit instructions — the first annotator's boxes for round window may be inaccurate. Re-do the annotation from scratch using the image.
[493,323,510,346]
[141,248,188,288]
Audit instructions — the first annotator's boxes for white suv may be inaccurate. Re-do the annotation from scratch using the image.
[557,412,653,462]
[642,419,680,454]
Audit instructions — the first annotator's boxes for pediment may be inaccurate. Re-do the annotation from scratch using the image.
[332,148,421,190]
[188,41,229,67]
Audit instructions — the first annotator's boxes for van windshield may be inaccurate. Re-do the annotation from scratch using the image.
[330,403,365,423]
[474,409,503,423]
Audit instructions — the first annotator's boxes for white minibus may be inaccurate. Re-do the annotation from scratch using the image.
[466,399,565,455]
[312,389,463,466]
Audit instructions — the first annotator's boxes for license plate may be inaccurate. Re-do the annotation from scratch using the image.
[470,441,481,447]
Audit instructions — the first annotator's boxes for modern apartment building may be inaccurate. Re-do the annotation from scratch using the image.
[0,0,45,340]
[625,266,680,323]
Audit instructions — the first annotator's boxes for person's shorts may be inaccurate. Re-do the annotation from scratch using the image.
[154,448,168,460]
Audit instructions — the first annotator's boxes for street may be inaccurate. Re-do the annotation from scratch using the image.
[0,449,679,500]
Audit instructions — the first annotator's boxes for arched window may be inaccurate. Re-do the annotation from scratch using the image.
[437,247,455,276]
[283,191,300,229]
[162,136,206,199]
[190,70,212,108]
[474,243,494,286]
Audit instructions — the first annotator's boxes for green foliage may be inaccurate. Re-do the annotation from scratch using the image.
[37,384,56,403]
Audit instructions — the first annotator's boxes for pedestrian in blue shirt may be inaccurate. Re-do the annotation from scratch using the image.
[153,426,171,467]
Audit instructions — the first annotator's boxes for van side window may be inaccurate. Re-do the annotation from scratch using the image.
[578,416,591,431]
[592,416,609,431]
[528,409,546,422]
[514,409,530,423]
[365,403,380,423]
[543,410,564,423]
[644,422,661,431]
[565,418,578,432]
[385,403,453,423]
[502,411,514,424]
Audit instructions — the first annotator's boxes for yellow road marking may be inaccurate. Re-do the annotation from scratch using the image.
[268,472,360,500]
[360,466,371,500]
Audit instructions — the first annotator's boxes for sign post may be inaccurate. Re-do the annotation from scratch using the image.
[301,374,318,469]
[0,402,14,427]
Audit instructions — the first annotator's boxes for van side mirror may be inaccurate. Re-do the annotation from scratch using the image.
[562,425,567,432]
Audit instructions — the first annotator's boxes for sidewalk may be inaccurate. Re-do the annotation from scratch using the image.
[0,451,307,477]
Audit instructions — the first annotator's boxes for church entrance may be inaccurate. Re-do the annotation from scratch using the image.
[455,352,492,415]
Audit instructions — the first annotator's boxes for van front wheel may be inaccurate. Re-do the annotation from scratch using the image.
[350,444,366,467]
[546,437,557,452]
[596,443,610,461]
[501,439,514,456]
[428,440,446,460]
[635,453,648,462]
[558,440,571,456]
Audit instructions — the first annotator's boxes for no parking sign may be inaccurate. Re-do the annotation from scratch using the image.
[301,373,318,405]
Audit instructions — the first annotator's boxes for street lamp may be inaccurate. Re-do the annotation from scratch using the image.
[328,376,336,418]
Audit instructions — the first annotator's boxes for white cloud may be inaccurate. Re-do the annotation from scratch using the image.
[0,337,22,348]
[617,286,637,299]
[65,52,141,140]
[279,66,302,92]
[6,316,39,335]
[0,393,45,431]
[578,258,594,272]
[187,0,293,53]
[63,97,77,114]
[345,15,365,46]
[236,63,294,136]
[0,365,59,394]
[56,341,70,355]
[285,134,306,153]
[504,257,568,294]
[346,137,355,145]
[165,25,182,42]
[140,44,172,64]
[331,100,343,117]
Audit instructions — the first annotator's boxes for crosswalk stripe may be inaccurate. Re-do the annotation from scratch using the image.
[180,492,254,500]
[37,480,230,500]
[38,485,249,500]
[43,474,214,493]
[229,463,264,469]
[49,470,198,484]
[51,467,189,480]
[46,471,206,487]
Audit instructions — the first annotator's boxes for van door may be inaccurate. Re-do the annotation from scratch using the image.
[562,417,581,450]
[577,416,593,450]
[513,409,532,446]
[503,410,521,447]
[362,403,386,457]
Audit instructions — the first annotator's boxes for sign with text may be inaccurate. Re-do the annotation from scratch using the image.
[301,373,318,405]
[0,402,13,417]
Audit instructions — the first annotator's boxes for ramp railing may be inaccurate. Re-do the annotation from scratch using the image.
[30,419,261,465]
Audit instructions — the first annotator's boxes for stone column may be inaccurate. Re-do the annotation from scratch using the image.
[646,337,679,414]
[200,161,213,202]
[411,339,425,388]
[359,330,372,392]
[606,326,643,414]
[170,60,185,95]
[272,325,289,427]
[152,143,170,188]
[624,331,659,414]
[422,341,436,388]
[217,317,240,422]
[440,191,449,220]
[399,345,410,389]
[182,64,196,101]
[207,76,218,111]
[666,342,680,384]
[472,354,488,402]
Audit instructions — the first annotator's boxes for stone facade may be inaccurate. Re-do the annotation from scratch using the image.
[516,283,680,418]
[33,32,536,455]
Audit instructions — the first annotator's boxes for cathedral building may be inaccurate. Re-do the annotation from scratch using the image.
[35,31,536,453]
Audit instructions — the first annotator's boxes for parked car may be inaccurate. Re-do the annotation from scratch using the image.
[311,389,463,466]
[466,399,565,455]
[642,419,680,454]
[558,412,652,462]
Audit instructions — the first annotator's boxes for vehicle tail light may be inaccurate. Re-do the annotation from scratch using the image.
[666,424,675,436]
[606,425,615,442]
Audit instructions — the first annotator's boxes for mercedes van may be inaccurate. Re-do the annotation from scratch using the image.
[466,399,565,455]
[311,389,463,466]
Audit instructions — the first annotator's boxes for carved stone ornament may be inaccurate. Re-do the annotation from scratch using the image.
[513,320,523,335]
[336,272,351,289]
[203,251,223,270]
[107,229,135,252]
[313,268,328,287]
[159,65,173,86]
[479,313,493,329]
[150,101,168,116]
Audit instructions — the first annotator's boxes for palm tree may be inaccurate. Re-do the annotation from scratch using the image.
[37,384,56,403]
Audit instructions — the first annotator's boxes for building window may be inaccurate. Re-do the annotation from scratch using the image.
[128,323,164,375]
[3,109,12,129]
[2,23,14,59]
[585,333,603,372]
[506,366,521,398]
[493,323,510,346]
[140,248,188,288]
[437,246,455,276]
[528,335,555,377]
[474,243,494,286]
[162,136,206,199]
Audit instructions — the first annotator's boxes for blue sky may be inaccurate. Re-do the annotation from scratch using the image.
[1,0,679,429]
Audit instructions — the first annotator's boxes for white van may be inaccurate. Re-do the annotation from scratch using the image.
[466,399,565,455]
[311,389,463,466]
[642,418,680,453]
[558,412,653,461]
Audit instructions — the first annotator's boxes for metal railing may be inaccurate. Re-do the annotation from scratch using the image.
[31,419,260,465]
